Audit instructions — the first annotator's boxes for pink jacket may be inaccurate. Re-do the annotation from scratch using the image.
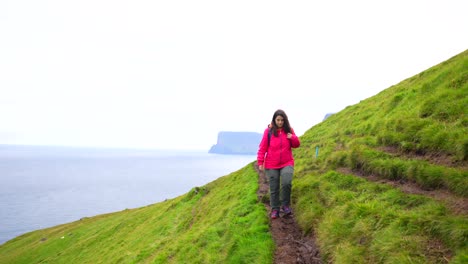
[257,126,300,169]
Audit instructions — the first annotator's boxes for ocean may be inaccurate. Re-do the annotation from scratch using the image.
[0,145,256,245]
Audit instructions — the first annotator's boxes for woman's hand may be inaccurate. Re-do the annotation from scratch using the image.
[259,165,264,171]
[287,133,292,139]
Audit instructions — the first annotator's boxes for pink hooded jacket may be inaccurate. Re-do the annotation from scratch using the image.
[257,126,300,169]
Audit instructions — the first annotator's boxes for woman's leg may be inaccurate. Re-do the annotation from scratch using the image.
[280,166,294,207]
[266,169,280,211]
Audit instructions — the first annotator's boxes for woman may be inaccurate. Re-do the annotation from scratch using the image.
[257,109,300,219]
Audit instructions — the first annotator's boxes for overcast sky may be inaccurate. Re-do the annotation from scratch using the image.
[1,0,467,150]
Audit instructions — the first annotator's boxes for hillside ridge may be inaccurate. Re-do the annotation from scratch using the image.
[290,49,467,263]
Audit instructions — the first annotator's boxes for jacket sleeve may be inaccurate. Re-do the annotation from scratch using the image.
[257,128,270,166]
[290,128,300,148]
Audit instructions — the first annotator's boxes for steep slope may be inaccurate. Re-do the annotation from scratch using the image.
[0,165,273,264]
[292,49,467,263]
[0,50,466,264]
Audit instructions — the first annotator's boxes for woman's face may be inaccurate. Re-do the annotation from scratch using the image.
[275,115,284,128]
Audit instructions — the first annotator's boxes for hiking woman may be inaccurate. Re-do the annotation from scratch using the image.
[257,109,300,219]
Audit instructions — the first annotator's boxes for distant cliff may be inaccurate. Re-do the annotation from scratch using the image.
[323,113,335,121]
[209,131,262,155]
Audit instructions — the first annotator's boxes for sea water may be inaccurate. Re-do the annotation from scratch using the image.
[0,145,256,244]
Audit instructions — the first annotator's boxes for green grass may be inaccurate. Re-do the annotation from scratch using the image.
[292,49,468,263]
[1,50,467,263]
[293,171,467,263]
[0,164,273,264]
[344,146,468,196]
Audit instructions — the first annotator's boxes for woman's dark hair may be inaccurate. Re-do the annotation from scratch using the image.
[271,109,292,136]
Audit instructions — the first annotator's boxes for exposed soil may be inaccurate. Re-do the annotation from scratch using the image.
[336,167,461,262]
[378,146,467,169]
[252,145,466,263]
[337,167,468,216]
[254,163,322,264]
[347,145,467,215]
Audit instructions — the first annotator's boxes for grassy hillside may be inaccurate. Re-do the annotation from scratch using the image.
[292,49,467,263]
[0,165,273,263]
[0,49,466,263]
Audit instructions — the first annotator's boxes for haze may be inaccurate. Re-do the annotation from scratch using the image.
[1,0,467,150]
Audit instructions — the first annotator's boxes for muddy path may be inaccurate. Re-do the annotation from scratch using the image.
[336,167,468,216]
[252,145,467,263]
[254,163,322,264]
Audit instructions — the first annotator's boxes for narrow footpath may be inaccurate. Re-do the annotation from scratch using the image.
[254,163,322,264]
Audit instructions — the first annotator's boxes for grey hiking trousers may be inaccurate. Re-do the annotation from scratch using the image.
[265,166,294,211]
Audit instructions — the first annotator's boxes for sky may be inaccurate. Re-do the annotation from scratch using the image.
[1,0,467,150]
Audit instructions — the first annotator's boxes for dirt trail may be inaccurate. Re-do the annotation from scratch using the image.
[254,163,322,264]
[337,167,468,215]
[373,146,468,215]
[252,145,467,263]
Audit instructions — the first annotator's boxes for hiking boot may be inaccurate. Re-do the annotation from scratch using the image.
[270,209,279,219]
[282,205,292,215]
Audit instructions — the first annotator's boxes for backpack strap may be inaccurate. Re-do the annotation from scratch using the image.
[268,127,272,146]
